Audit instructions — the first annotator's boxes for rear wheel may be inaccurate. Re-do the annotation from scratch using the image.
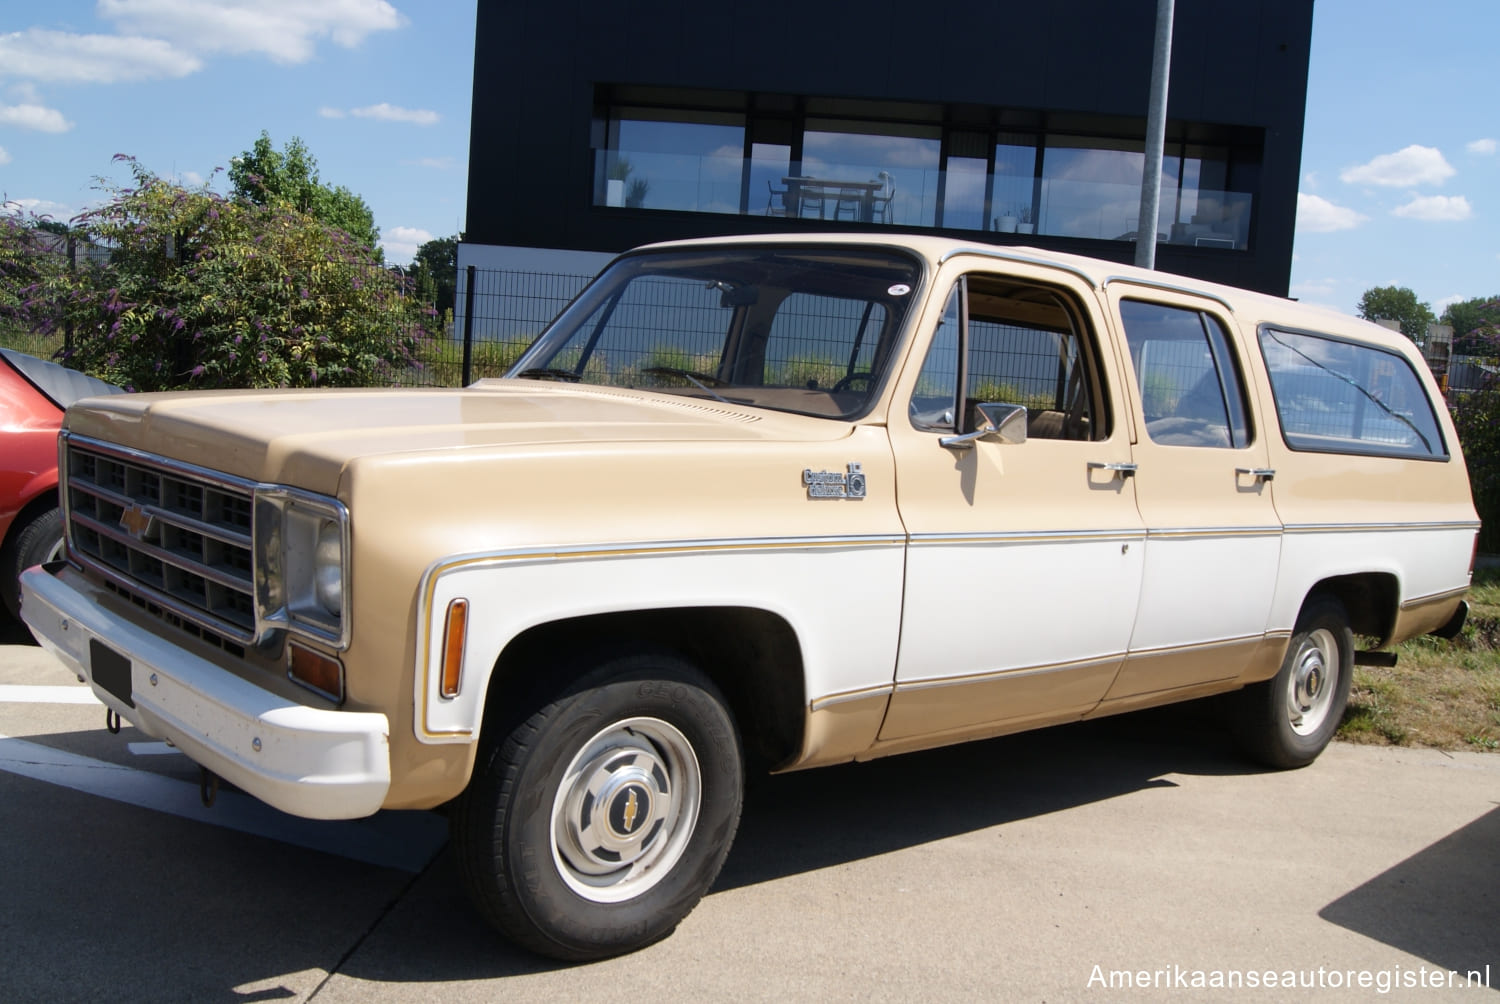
[1,505,63,620]
[1233,596,1353,768]
[451,651,743,961]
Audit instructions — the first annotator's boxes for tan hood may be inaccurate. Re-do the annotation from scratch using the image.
[61,380,855,495]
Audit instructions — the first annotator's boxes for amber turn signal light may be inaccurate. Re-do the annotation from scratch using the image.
[441,598,469,698]
[288,643,344,703]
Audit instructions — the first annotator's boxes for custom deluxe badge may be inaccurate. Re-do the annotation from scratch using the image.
[803,462,867,500]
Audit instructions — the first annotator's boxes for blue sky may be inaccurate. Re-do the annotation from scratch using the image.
[0,1,1494,317]
[1293,0,1499,317]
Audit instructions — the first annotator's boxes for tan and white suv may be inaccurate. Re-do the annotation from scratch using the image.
[21,234,1477,960]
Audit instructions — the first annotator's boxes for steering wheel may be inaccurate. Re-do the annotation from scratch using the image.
[832,371,875,393]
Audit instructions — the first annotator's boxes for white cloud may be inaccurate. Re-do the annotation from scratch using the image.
[175,169,205,187]
[1468,138,1497,155]
[0,28,200,83]
[98,0,404,65]
[1290,277,1340,300]
[349,103,439,125]
[6,196,73,218]
[403,156,454,169]
[1296,193,1368,233]
[318,106,346,118]
[1435,294,1468,313]
[381,225,434,262]
[1340,145,1455,187]
[1392,194,1472,221]
[1302,171,1319,189]
[0,101,73,133]
[0,145,10,165]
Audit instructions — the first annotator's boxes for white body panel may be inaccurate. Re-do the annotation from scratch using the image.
[897,534,1145,680]
[1129,533,1282,649]
[1271,524,1477,630]
[417,539,907,741]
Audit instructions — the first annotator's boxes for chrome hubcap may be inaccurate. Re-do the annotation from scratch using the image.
[551,717,701,903]
[1286,628,1338,736]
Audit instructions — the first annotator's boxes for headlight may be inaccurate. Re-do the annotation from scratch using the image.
[253,488,350,648]
[314,520,343,615]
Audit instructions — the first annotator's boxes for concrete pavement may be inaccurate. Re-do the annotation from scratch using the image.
[2,617,1496,1001]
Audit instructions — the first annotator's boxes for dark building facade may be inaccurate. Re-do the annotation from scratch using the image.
[464,0,1313,296]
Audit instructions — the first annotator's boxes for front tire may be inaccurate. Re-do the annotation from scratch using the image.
[1233,596,1354,768]
[1,505,63,620]
[451,652,743,961]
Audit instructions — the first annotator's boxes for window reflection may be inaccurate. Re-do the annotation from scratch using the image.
[801,120,940,226]
[597,109,745,213]
[589,92,1257,251]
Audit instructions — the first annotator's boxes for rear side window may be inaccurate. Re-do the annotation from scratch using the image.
[1259,328,1446,459]
[1119,300,1251,448]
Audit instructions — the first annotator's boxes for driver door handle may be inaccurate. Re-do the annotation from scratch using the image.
[1236,467,1276,481]
[1088,461,1138,478]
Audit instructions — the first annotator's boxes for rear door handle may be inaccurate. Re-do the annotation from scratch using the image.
[1236,467,1276,481]
[1088,461,1138,478]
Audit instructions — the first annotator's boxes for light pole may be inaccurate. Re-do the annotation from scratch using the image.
[1134,0,1174,270]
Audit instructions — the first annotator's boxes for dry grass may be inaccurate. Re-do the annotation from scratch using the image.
[1338,567,1500,752]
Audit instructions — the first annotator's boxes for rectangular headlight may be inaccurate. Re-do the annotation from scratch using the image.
[254,488,350,649]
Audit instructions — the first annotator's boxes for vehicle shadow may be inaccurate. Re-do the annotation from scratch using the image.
[1,701,1255,997]
[1318,804,1500,977]
[332,700,1259,984]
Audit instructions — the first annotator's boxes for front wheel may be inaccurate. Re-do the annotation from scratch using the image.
[451,652,743,960]
[1232,596,1354,769]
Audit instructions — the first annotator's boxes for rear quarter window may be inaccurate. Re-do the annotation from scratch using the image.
[1258,327,1446,460]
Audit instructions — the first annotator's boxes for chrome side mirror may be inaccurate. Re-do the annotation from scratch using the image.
[939,402,1028,450]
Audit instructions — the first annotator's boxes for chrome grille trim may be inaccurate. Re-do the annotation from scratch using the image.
[64,434,259,644]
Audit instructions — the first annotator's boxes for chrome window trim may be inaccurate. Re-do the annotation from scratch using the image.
[1102,275,1237,313]
[938,247,1099,288]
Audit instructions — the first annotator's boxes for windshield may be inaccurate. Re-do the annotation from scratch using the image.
[509,246,924,419]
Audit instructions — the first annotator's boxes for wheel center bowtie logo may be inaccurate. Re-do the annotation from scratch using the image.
[622,789,638,833]
[118,503,155,540]
[803,462,867,500]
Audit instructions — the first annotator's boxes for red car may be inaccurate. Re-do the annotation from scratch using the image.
[1,348,123,619]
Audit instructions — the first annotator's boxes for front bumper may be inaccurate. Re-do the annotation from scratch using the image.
[19,564,391,820]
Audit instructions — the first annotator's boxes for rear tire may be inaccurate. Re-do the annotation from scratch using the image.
[1,505,63,620]
[450,651,743,961]
[1233,596,1353,768]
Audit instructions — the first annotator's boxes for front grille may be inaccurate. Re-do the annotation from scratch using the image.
[66,441,257,642]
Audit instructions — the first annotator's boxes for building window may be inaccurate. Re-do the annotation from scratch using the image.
[594,108,745,213]
[589,86,1260,251]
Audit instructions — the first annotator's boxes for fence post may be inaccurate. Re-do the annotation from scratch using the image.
[65,234,77,356]
[462,264,476,386]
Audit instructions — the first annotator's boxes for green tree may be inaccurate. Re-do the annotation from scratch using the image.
[1440,296,1500,355]
[51,157,436,390]
[408,233,461,317]
[0,208,75,338]
[229,131,380,254]
[1356,285,1435,341]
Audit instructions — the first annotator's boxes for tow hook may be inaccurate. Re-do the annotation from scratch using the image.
[199,767,219,809]
[105,708,121,734]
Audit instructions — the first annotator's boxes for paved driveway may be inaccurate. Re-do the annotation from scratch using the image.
[2,617,1496,1001]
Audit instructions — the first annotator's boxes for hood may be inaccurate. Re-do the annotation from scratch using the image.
[61,380,855,495]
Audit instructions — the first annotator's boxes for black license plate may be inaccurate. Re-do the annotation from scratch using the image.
[89,640,135,708]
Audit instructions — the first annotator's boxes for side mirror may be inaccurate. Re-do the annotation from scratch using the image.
[939,402,1028,450]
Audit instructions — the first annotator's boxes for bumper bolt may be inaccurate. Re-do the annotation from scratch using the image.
[149,673,158,687]
[252,737,262,753]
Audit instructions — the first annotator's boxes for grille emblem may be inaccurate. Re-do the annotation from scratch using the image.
[119,504,155,540]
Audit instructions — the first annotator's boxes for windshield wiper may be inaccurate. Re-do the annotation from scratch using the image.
[514,367,582,382]
[640,366,732,403]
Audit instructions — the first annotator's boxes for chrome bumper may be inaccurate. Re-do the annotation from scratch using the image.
[19,564,391,820]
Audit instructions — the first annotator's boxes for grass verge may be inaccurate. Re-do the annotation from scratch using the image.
[1338,566,1500,752]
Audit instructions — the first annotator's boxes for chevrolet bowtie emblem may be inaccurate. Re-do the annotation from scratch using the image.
[119,503,154,540]
[623,789,639,833]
